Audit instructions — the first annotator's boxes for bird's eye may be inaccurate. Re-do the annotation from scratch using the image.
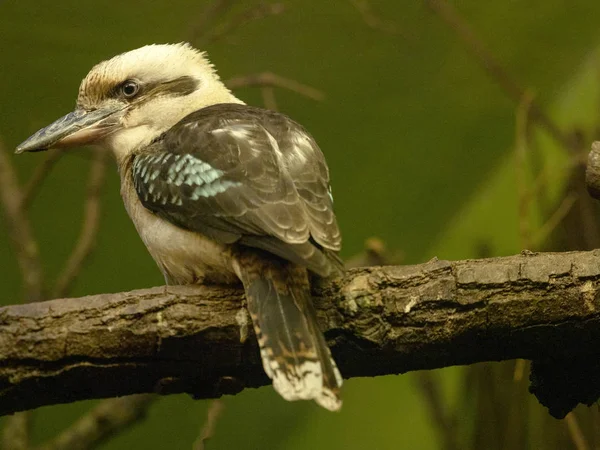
[120,80,139,98]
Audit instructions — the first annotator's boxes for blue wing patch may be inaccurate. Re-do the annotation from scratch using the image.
[133,153,241,206]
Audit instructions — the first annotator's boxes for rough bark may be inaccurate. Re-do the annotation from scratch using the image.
[586,141,600,201]
[2,250,600,418]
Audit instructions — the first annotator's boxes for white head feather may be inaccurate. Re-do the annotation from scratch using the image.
[77,43,243,161]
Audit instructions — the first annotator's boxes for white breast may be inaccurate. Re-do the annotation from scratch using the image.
[119,173,237,285]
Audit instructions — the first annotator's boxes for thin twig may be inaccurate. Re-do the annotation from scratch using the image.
[187,0,235,43]
[532,192,578,247]
[564,412,590,450]
[424,0,570,149]
[226,72,324,101]
[1,412,32,450]
[204,2,286,44]
[590,406,600,450]
[21,150,64,210]
[0,135,48,450]
[192,400,225,450]
[504,361,529,450]
[350,0,399,35]
[52,149,108,298]
[414,372,459,450]
[0,135,44,302]
[35,395,156,450]
[345,236,401,268]
[512,358,527,383]
[260,86,278,110]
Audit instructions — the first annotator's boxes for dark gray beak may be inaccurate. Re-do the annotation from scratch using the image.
[15,105,122,154]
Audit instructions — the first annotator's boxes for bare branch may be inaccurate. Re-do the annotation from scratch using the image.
[345,237,401,268]
[3,250,600,418]
[565,412,590,450]
[0,136,44,302]
[192,400,225,450]
[532,192,578,246]
[187,1,285,45]
[35,395,156,450]
[414,372,459,450]
[512,358,527,382]
[21,150,64,210]
[424,0,570,149]
[260,86,278,111]
[187,0,235,43]
[52,149,108,298]
[1,412,32,450]
[225,72,325,101]
[204,2,286,44]
[350,0,399,35]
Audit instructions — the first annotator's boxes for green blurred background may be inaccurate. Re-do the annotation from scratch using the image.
[2,0,600,449]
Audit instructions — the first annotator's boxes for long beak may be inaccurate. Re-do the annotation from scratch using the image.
[15,105,123,154]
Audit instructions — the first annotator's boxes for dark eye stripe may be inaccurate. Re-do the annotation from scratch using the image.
[109,76,197,101]
[154,76,198,97]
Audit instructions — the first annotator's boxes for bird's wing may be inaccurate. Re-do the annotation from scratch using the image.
[132,103,342,275]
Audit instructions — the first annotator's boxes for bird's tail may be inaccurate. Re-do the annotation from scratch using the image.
[234,255,342,411]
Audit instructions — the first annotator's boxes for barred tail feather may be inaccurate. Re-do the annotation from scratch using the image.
[302,296,343,410]
[236,259,342,411]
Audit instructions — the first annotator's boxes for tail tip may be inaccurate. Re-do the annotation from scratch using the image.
[315,389,343,411]
[270,365,343,411]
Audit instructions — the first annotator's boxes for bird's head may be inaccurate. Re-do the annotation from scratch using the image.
[16,43,241,160]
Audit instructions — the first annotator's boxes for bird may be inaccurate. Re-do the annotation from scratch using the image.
[16,43,344,411]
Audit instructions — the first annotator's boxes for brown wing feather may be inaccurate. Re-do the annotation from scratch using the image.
[133,103,342,276]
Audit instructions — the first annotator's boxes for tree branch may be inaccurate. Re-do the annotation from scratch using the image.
[0,136,44,302]
[35,394,156,450]
[21,149,64,210]
[3,250,600,418]
[225,73,325,101]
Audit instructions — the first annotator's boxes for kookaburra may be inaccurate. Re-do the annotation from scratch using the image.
[16,43,343,410]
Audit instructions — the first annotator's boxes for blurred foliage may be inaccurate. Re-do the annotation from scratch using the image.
[2,0,600,449]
